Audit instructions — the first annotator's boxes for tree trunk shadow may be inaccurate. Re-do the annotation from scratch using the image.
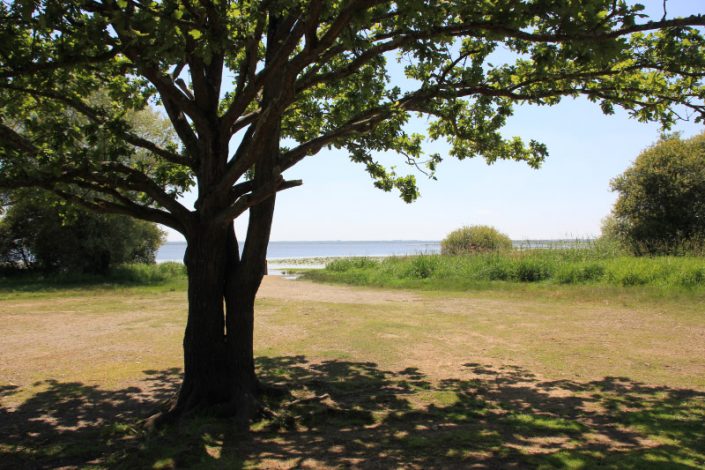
[1,359,704,468]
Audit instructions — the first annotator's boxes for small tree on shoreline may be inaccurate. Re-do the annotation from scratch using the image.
[607,133,705,255]
[2,1,705,425]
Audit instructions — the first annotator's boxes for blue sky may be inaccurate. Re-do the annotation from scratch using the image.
[165,1,705,242]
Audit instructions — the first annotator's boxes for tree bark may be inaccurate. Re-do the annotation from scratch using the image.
[146,205,275,428]
[174,225,233,413]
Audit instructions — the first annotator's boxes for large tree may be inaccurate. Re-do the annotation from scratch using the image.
[1,0,705,424]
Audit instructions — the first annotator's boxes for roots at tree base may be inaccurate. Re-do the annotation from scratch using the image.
[144,375,291,431]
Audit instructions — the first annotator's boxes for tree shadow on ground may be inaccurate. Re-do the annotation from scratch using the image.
[0,369,181,469]
[1,359,704,469]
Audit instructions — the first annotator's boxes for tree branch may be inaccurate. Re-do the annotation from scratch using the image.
[0,49,120,79]
[53,187,185,232]
[215,178,302,224]
[0,83,193,168]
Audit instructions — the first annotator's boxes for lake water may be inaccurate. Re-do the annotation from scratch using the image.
[156,240,441,263]
[156,239,591,264]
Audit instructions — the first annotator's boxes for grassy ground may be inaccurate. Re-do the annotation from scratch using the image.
[0,276,704,468]
[305,251,705,291]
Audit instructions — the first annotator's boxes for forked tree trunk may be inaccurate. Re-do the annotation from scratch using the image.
[149,17,284,427]
[173,226,234,415]
[149,199,275,428]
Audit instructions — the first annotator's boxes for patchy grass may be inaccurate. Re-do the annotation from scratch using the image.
[1,277,704,468]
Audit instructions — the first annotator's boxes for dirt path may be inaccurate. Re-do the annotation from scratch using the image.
[258,276,423,304]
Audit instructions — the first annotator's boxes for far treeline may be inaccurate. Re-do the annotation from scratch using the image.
[0,190,164,274]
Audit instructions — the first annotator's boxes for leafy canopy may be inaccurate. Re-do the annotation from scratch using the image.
[1,1,705,237]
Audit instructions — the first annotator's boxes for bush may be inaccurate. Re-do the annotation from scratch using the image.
[111,262,186,283]
[0,191,164,274]
[608,133,705,255]
[404,255,439,279]
[441,225,512,255]
[515,259,552,282]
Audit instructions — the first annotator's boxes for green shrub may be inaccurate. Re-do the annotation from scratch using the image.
[110,262,186,283]
[677,267,705,287]
[484,263,512,281]
[441,225,512,255]
[514,259,552,282]
[405,255,439,279]
[608,133,705,256]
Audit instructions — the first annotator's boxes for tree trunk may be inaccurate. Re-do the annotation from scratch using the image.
[150,221,266,427]
[148,15,285,428]
[148,201,277,427]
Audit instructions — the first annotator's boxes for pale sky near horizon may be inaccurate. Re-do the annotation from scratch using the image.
[164,1,705,242]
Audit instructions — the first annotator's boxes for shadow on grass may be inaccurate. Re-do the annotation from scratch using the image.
[0,369,181,469]
[1,359,704,469]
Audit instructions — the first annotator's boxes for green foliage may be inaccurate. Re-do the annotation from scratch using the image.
[609,133,705,255]
[2,1,705,214]
[555,263,606,284]
[441,225,512,255]
[110,262,185,284]
[0,191,164,274]
[310,249,705,290]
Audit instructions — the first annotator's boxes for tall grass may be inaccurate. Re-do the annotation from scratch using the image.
[307,246,705,290]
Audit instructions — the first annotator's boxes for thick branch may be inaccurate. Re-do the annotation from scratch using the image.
[373,15,705,45]
[99,162,193,223]
[54,188,184,232]
[0,121,38,155]
[215,178,302,224]
[220,6,311,133]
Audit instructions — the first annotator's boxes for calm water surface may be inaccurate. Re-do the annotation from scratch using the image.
[156,240,441,262]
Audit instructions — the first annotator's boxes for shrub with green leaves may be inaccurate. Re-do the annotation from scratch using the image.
[0,191,164,274]
[608,133,705,255]
[441,225,513,255]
